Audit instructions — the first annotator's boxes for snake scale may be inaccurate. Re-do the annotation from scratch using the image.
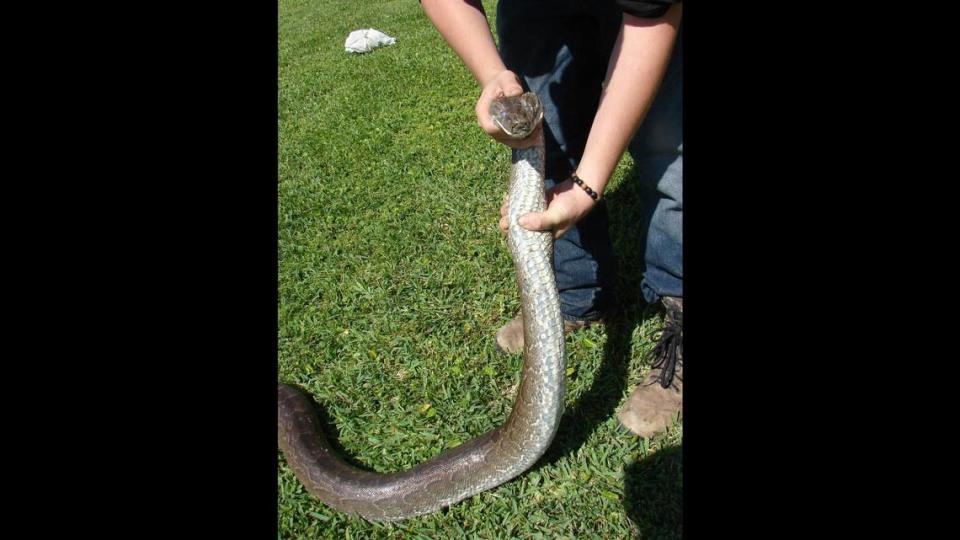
[277,93,565,522]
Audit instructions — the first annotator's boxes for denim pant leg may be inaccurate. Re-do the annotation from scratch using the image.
[629,28,683,303]
[497,0,621,321]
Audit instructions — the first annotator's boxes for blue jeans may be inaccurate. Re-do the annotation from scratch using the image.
[497,0,683,316]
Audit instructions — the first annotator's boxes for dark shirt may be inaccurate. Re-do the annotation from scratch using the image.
[420,1,681,20]
[616,0,681,18]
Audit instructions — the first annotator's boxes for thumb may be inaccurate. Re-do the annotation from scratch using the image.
[500,72,524,96]
[518,210,558,231]
[503,80,523,97]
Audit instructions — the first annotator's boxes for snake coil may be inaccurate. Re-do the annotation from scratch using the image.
[278,93,564,521]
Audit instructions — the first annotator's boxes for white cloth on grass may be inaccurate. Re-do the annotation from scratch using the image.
[344,28,396,53]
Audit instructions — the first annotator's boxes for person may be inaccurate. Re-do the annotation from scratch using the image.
[421,0,682,438]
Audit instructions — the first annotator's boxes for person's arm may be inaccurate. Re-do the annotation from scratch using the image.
[507,4,682,237]
[420,0,540,148]
[577,7,682,202]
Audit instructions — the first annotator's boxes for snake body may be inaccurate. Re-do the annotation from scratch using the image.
[277,93,564,522]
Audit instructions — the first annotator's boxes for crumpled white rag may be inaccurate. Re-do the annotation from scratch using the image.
[344,28,396,53]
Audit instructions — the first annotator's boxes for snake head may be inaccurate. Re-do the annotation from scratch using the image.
[490,92,543,140]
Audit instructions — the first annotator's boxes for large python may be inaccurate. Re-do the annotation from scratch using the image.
[278,93,564,522]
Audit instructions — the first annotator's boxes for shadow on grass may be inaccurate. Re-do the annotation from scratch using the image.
[624,444,683,539]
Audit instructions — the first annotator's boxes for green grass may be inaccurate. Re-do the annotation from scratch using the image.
[278,1,682,537]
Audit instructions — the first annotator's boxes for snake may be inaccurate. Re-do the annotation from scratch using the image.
[277,92,565,522]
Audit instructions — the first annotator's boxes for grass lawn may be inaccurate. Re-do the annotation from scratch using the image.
[278,1,682,537]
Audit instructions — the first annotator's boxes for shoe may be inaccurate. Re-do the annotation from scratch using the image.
[494,313,603,355]
[617,296,683,438]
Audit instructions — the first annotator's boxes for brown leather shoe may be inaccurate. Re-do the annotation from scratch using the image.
[617,296,683,438]
[494,314,603,355]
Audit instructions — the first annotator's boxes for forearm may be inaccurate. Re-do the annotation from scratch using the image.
[420,0,507,86]
[576,5,682,195]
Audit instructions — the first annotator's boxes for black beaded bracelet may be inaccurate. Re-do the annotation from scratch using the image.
[570,173,600,201]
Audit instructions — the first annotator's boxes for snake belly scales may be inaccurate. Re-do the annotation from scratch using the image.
[277,93,565,522]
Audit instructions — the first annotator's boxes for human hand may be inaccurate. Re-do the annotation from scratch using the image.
[499,178,598,239]
[476,70,542,149]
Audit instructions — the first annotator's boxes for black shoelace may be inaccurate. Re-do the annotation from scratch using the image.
[649,310,682,389]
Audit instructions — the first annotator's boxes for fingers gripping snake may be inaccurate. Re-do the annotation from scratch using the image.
[277,93,565,522]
